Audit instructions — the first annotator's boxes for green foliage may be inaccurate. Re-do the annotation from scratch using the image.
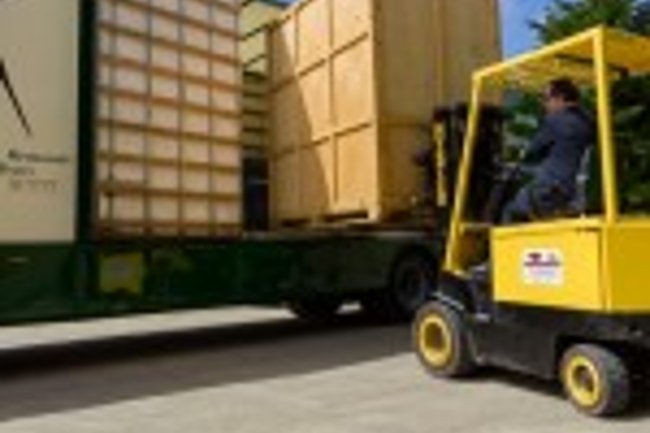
[531,0,640,43]
[504,91,544,159]
[611,75,650,210]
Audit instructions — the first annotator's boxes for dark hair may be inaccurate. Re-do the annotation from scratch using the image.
[547,78,581,103]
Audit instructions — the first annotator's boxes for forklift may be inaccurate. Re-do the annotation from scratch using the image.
[414,27,650,417]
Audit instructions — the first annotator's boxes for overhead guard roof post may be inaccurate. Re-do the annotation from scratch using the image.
[443,75,484,275]
[475,27,599,84]
[476,27,650,91]
[594,28,619,224]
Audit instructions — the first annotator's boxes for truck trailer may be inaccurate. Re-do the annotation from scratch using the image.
[0,0,498,325]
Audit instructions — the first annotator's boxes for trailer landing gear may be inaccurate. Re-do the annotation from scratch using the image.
[288,298,343,322]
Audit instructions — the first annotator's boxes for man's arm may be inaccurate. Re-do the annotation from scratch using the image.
[522,118,555,165]
[522,119,554,164]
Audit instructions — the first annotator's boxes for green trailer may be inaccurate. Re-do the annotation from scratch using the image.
[0,233,439,325]
[0,0,454,326]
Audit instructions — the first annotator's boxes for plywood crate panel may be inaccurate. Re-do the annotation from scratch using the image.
[269,0,501,225]
[97,0,242,238]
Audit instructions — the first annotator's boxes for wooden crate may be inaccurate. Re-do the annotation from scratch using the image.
[96,0,243,238]
[269,0,501,225]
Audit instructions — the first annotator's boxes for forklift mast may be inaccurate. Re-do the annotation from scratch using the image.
[431,105,504,227]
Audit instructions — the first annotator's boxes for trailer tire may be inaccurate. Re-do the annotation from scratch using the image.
[288,298,343,322]
[413,301,476,378]
[560,344,631,417]
[361,253,434,321]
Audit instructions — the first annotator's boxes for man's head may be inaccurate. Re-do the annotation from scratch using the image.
[543,78,581,114]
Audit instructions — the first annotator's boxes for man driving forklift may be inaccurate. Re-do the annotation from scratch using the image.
[414,27,650,418]
[503,78,596,222]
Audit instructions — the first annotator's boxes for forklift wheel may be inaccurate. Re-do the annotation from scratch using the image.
[413,301,476,378]
[560,344,630,417]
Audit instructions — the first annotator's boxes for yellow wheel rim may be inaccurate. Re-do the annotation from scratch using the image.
[418,313,453,368]
[564,354,603,409]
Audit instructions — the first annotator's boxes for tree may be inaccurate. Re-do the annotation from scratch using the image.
[531,0,643,43]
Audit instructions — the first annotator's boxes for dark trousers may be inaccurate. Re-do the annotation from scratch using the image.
[502,180,574,223]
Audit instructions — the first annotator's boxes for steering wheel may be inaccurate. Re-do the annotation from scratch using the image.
[481,162,529,222]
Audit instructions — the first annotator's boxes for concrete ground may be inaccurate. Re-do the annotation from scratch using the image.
[0,308,647,432]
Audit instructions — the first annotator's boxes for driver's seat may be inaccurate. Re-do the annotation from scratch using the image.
[569,147,601,216]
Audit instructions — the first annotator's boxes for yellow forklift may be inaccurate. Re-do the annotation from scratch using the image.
[414,27,650,417]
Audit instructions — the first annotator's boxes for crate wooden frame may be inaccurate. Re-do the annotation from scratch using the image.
[268,0,501,226]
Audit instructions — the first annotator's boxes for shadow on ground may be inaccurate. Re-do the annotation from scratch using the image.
[0,312,410,422]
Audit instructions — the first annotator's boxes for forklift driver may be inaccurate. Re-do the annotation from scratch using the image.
[502,78,595,223]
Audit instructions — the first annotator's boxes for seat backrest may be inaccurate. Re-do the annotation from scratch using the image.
[566,147,600,215]
[573,148,590,213]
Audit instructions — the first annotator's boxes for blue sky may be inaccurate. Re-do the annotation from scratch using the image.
[276,0,554,57]
[501,0,553,56]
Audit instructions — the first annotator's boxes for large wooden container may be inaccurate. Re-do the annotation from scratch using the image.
[269,0,501,225]
[97,0,243,237]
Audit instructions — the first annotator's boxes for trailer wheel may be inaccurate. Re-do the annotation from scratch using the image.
[413,301,476,378]
[288,298,343,322]
[361,253,434,321]
[560,344,630,417]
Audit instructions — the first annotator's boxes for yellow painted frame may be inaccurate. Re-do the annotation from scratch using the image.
[443,27,650,276]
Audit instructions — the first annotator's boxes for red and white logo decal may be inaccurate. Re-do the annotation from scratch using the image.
[521,249,564,286]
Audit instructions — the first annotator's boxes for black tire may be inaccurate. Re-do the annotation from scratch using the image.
[288,297,343,322]
[560,344,631,417]
[413,301,476,378]
[361,254,435,321]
